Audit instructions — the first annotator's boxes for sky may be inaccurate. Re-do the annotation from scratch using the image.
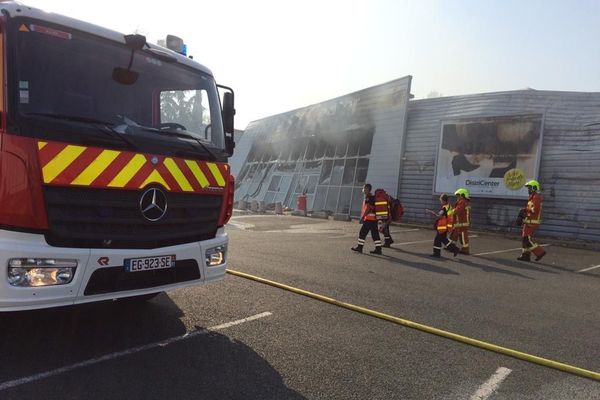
[23,0,600,129]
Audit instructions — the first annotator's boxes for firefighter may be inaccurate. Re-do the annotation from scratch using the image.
[380,191,394,247]
[517,180,546,262]
[449,188,471,255]
[427,194,460,258]
[351,183,383,254]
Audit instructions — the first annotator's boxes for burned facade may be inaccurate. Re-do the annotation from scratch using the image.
[231,77,600,242]
[231,76,411,217]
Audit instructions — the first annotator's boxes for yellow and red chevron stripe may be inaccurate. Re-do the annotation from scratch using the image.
[37,140,229,193]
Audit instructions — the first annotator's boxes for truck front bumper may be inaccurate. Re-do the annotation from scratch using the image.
[0,227,227,311]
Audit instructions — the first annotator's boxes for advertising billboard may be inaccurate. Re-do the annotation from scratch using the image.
[434,114,543,199]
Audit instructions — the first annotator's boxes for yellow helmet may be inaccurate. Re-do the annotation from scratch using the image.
[525,179,540,191]
[454,188,470,199]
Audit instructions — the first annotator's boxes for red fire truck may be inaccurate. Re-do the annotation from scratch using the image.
[0,2,235,310]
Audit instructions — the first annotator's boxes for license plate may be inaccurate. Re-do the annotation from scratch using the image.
[124,255,175,272]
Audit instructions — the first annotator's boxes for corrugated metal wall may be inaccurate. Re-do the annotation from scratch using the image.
[398,90,600,242]
[364,76,411,195]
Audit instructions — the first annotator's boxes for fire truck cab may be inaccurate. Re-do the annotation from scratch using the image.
[0,2,235,311]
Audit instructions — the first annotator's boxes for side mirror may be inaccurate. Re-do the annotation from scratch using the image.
[225,135,235,156]
[113,34,146,85]
[219,88,236,156]
[222,91,235,134]
[112,67,139,85]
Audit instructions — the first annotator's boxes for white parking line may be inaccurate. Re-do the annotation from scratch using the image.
[470,367,512,400]
[0,311,272,392]
[475,244,550,256]
[577,264,600,273]
[389,228,420,233]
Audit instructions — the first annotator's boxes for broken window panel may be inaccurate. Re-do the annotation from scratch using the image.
[350,187,363,217]
[304,137,317,160]
[319,160,333,185]
[324,143,335,158]
[306,176,318,194]
[355,158,369,185]
[330,159,344,186]
[325,186,340,213]
[268,175,281,191]
[357,131,374,156]
[314,139,326,159]
[342,159,357,185]
[313,186,328,212]
[335,142,348,158]
[338,187,352,214]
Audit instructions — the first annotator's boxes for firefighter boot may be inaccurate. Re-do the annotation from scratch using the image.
[459,247,470,255]
[430,248,441,258]
[447,243,460,257]
[370,246,382,255]
[533,247,546,262]
[351,245,363,253]
[517,252,531,262]
[383,239,392,248]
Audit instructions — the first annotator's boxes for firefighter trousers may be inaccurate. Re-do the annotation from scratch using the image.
[521,225,546,258]
[382,223,393,245]
[356,220,382,249]
[433,232,458,256]
[450,228,470,254]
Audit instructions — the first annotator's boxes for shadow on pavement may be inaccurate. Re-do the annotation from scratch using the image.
[367,248,460,275]
[3,332,305,400]
[0,295,188,381]
[579,271,600,279]
[480,256,559,275]
[0,296,304,400]
[533,261,582,274]
[455,257,535,280]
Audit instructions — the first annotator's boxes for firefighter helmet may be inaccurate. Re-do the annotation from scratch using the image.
[454,188,470,199]
[525,179,540,191]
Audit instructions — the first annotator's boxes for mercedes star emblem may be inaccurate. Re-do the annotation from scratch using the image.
[140,187,168,221]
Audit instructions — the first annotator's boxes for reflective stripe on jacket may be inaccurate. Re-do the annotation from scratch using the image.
[524,192,542,225]
[436,204,452,233]
[450,198,470,228]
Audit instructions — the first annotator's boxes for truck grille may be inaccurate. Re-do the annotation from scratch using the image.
[44,186,222,249]
[84,259,201,295]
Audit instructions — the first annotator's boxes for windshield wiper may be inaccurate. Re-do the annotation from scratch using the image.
[159,130,218,161]
[134,126,218,161]
[23,112,139,151]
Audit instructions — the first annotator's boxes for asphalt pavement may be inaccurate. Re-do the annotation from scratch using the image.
[0,215,598,399]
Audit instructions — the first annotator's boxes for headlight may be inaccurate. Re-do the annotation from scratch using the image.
[205,245,226,267]
[8,258,77,287]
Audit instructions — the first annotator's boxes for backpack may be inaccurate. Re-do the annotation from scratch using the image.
[390,197,404,222]
[374,189,390,220]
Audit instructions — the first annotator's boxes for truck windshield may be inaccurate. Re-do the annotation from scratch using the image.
[10,19,225,151]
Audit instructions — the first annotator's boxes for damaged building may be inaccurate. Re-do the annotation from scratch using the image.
[230,76,600,242]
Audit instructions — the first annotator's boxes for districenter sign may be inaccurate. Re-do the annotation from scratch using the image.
[434,114,543,199]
